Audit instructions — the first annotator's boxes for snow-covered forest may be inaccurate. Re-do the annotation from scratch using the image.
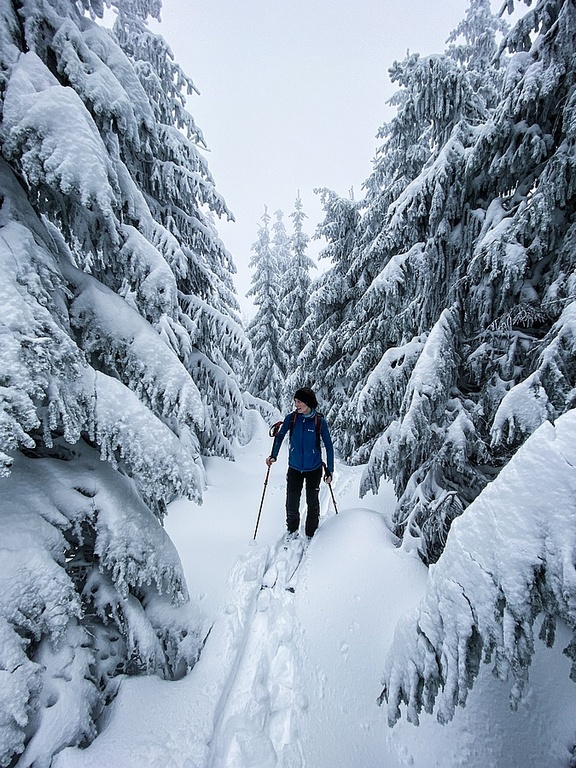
[1,0,576,764]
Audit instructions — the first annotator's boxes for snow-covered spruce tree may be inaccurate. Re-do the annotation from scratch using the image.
[270,208,292,406]
[271,208,292,279]
[445,0,508,108]
[344,0,576,564]
[302,2,505,476]
[461,0,576,457]
[246,208,288,407]
[294,187,361,432]
[306,38,489,513]
[281,194,316,396]
[0,0,248,763]
[111,0,248,458]
[380,409,576,727]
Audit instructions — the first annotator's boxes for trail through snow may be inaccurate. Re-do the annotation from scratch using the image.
[206,536,308,767]
[55,413,576,768]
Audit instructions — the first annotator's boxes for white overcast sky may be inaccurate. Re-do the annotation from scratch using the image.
[149,0,513,317]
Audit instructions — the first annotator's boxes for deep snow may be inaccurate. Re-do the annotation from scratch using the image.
[55,412,576,767]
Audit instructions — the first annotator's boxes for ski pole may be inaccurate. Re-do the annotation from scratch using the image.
[253,464,271,540]
[253,421,283,540]
[328,481,338,514]
[324,464,338,514]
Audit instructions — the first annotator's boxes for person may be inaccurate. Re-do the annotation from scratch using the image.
[266,387,334,538]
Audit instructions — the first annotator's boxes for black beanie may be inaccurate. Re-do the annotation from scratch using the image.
[294,387,318,410]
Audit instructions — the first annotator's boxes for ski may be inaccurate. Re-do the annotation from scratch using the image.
[260,534,306,592]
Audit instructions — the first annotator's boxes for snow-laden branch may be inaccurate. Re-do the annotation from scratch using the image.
[380,409,576,726]
[64,262,206,431]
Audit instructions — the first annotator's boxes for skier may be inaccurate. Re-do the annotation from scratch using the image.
[266,387,334,538]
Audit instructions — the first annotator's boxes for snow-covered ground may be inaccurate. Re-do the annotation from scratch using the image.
[56,412,576,767]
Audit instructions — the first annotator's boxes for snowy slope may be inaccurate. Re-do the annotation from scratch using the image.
[55,413,576,768]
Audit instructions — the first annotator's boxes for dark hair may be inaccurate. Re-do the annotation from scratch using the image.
[294,387,318,409]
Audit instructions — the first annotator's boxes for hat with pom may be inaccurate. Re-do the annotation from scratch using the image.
[294,387,318,410]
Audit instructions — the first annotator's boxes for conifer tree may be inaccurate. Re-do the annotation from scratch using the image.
[271,209,292,278]
[281,195,316,395]
[305,23,497,467]
[246,209,287,407]
[295,188,361,431]
[445,0,508,104]
[330,0,530,562]
[270,209,292,407]
[0,0,249,762]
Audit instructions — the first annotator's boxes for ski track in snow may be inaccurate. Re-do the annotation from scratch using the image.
[54,535,311,768]
[206,536,308,768]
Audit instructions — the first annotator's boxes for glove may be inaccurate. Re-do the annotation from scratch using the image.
[266,456,276,467]
[324,471,333,484]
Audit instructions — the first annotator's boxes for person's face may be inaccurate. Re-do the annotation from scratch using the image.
[294,398,312,415]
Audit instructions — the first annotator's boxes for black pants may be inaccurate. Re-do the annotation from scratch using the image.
[286,466,323,537]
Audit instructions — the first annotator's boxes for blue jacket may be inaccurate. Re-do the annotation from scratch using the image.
[271,410,334,474]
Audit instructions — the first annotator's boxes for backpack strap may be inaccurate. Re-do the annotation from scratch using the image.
[269,421,283,438]
[314,413,323,451]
